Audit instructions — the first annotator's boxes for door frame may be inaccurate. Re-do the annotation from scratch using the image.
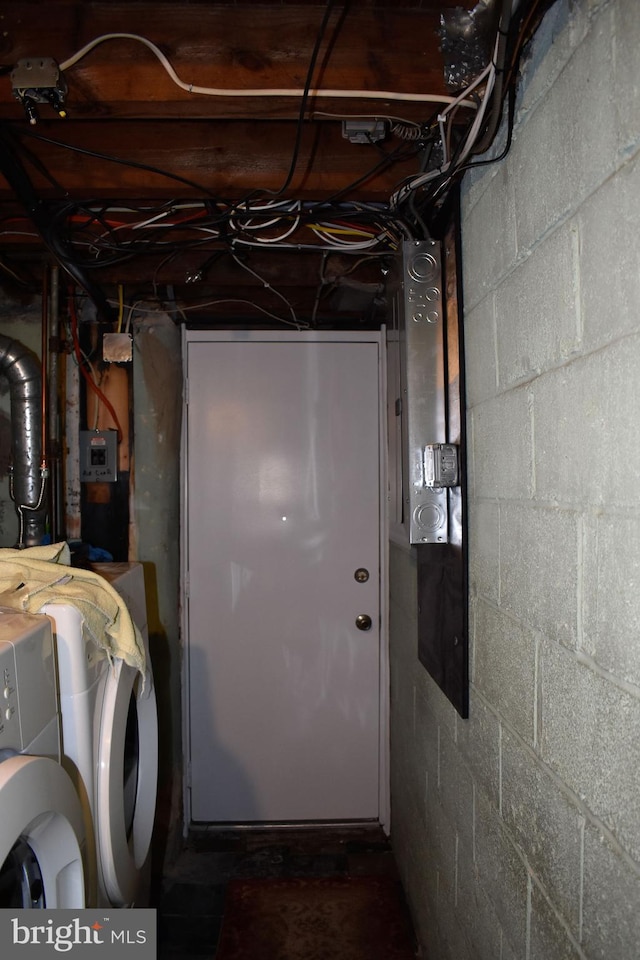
[180,328,389,832]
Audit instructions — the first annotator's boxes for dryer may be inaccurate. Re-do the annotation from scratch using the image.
[0,609,86,909]
[40,562,158,908]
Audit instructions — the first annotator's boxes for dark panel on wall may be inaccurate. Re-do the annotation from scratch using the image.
[416,198,468,718]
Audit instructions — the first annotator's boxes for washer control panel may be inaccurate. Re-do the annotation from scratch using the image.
[0,611,57,752]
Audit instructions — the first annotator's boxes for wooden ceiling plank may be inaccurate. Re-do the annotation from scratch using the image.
[1,3,464,121]
[0,119,422,201]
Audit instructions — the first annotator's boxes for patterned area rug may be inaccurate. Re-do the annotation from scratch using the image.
[215,875,417,960]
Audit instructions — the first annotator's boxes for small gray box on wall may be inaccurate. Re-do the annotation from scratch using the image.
[79,429,118,483]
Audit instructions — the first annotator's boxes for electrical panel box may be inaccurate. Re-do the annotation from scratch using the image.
[79,430,118,483]
[386,224,468,719]
[395,239,451,543]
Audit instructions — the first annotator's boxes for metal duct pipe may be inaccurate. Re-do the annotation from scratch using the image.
[0,334,47,547]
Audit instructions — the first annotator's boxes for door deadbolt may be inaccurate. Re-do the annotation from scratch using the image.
[354,568,369,583]
[355,614,372,631]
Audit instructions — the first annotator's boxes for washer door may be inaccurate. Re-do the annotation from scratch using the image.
[0,755,85,908]
[96,658,158,906]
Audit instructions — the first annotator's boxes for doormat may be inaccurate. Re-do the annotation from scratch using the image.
[215,876,417,960]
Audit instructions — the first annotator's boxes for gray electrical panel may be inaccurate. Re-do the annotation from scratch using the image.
[79,430,118,483]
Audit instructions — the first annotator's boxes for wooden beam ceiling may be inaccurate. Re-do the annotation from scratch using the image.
[0,1,475,201]
[0,0,478,317]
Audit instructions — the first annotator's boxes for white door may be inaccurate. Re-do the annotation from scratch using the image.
[185,332,382,823]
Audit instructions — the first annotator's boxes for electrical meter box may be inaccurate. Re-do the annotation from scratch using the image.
[79,430,118,483]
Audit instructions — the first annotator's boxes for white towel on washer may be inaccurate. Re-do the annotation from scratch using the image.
[0,541,145,676]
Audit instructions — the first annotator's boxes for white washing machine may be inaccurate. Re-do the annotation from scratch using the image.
[0,609,86,909]
[40,562,158,908]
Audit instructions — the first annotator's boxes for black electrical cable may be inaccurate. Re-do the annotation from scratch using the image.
[0,124,115,320]
[408,0,543,231]
[10,125,225,201]
[469,0,513,158]
[244,0,340,201]
[10,135,70,197]
[312,139,422,208]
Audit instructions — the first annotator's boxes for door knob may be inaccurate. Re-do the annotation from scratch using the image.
[355,614,372,631]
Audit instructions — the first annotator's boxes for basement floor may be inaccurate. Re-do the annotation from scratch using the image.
[155,825,417,959]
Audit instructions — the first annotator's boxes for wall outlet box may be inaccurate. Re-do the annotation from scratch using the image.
[103,332,133,362]
[79,430,118,483]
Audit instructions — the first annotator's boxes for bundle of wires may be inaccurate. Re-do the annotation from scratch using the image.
[0,0,555,321]
[390,0,558,230]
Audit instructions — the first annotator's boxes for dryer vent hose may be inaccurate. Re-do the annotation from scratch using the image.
[0,334,47,547]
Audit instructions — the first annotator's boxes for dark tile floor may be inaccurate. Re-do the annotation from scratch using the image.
[155,825,409,959]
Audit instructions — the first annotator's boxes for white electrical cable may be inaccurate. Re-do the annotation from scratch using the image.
[109,296,309,329]
[228,238,397,253]
[229,251,301,329]
[390,50,498,209]
[59,32,479,110]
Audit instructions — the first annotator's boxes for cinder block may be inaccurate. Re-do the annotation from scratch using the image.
[499,502,579,648]
[414,669,457,753]
[582,820,640,960]
[529,882,583,960]
[456,853,505,960]
[425,783,458,907]
[517,0,590,119]
[495,224,581,390]
[438,725,474,852]
[533,335,640,506]
[462,162,518,312]
[470,387,533,500]
[613,0,640,157]
[512,5,616,254]
[583,512,640,688]
[468,595,477,687]
[578,150,640,351]
[464,293,498,407]
[539,637,640,863]
[502,727,582,931]
[474,791,529,956]
[461,156,499,218]
[414,686,441,807]
[455,689,500,810]
[389,598,418,671]
[390,770,431,872]
[474,599,537,743]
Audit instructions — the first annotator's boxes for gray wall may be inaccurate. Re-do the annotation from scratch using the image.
[390,1,640,958]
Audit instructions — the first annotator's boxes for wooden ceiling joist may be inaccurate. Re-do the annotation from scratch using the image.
[3,119,422,200]
[0,3,464,122]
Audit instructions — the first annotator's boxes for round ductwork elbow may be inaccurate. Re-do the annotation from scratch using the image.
[0,334,47,547]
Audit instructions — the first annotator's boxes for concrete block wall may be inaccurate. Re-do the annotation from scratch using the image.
[390,1,640,957]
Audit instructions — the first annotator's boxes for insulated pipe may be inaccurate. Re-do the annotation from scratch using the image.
[0,334,47,547]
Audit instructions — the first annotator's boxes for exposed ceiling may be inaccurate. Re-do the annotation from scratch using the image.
[0,0,547,325]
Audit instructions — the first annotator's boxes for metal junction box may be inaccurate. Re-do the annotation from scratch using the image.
[79,429,118,483]
[393,239,455,544]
